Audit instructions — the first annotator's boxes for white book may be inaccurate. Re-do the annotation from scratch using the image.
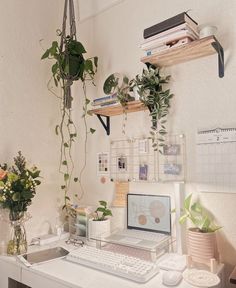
[141,29,198,51]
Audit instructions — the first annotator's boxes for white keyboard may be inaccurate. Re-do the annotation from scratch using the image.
[120,229,169,242]
[66,246,159,283]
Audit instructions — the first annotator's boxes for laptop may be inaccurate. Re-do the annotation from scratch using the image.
[105,193,171,250]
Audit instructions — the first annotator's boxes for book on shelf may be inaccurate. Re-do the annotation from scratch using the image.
[140,29,198,51]
[92,101,120,109]
[144,37,192,56]
[142,22,198,44]
[143,11,198,39]
[93,93,117,104]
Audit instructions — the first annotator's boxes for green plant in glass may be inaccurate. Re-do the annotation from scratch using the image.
[179,194,222,233]
[93,201,112,221]
[130,64,174,151]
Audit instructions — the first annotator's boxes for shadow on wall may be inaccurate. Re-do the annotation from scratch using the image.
[217,231,236,288]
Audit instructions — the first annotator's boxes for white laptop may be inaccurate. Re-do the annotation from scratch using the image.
[105,193,171,250]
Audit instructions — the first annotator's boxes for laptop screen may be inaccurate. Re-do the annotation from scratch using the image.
[127,193,171,235]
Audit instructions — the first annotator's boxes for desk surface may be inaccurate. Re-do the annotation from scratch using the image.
[0,242,223,288]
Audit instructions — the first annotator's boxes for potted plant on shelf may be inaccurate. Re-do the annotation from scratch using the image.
[88,200,113,240]
[0,152,41,255]
[130,64,174,151]
[179,194,221,265]
[41,0,98,211]
[103,73,135,134]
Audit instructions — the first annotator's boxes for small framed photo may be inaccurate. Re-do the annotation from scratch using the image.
[163,144,181,156]
[163,163,182,175]
[117,155,127,172]
[139,164,148,180]
[97,152,109,175]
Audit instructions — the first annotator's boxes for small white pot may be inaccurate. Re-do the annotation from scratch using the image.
[88,218,111,239]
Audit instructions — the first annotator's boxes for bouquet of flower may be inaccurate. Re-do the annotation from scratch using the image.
[0,151,41,220]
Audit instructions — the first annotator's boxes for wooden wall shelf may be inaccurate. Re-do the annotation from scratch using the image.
[89,101,147,135]
[141,36,224,78]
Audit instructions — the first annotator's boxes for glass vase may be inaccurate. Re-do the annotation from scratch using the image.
[7,211,27,255]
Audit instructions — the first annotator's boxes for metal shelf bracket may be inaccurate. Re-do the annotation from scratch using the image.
[96,114,110,135]
[211,37,224,78]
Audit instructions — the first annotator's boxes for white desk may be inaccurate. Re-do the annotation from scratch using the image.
[0,243,224,288]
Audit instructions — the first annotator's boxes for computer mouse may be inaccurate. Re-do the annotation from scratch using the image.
[162,270,183,286]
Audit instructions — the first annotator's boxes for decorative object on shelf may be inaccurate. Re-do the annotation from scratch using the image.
[103,73,135,134]
[183,269,220,287]
[89,201,112,239]
[130,64,174,151]
[0,151,41,255]
[41,0,98,209]
[199,25,217,38]
[178,194,221,266]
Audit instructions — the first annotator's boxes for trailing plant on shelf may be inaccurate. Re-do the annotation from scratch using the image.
[41,0,98,211]
[179,194,221,233]
[103,73,135,134]
[130,64,174,151]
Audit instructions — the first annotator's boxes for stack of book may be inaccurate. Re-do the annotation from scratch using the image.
[91,93,119,108]
[141,12,199,56]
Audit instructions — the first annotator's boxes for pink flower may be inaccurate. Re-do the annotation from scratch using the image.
[0,169,7,180]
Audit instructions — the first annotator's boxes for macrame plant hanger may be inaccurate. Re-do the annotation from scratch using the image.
[60,0,77,109]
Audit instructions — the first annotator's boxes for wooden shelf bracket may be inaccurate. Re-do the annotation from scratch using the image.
[211,37,224,78]
[96,114,110,135]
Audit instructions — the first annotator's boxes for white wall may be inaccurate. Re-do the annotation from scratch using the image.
[0,0,65,241]
[76,0,236,285]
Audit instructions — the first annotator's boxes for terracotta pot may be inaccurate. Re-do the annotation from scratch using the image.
[187,228,218,264]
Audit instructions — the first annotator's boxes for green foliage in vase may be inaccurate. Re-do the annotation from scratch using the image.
[130,64,174,151]
[93,200,112,221]
[178,194,222,233]
[0,151,41,214]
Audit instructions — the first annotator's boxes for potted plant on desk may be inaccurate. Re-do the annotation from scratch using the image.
[88,201,112,240]
[179,194,221,266]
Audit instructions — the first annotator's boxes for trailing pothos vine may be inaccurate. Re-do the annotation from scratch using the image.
[41,32,97,210]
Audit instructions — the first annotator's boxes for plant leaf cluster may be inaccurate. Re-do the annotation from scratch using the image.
[93,200,112,221]
[130,65,174,151]
[179,194,222,233]
[0,152,41,215]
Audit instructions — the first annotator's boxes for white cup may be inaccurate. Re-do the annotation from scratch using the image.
[199,25,217,38]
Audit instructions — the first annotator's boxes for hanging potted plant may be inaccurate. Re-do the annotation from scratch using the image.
[130,64,174,151]
[179,194,221,265]
[41,0,98,211]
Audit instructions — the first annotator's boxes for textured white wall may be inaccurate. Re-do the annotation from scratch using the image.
[0,0,65,241]
[76,0,236,286]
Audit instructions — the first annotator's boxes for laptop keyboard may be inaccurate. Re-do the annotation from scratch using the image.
[119,229,169,242]
[66,246,159,283]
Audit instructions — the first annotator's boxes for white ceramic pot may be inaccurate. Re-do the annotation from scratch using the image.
[187,228,218,264]
[88,218,111,239]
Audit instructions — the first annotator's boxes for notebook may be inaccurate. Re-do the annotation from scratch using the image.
[105,193,171,250]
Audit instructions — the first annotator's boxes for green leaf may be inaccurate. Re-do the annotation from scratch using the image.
[61,185,66,190]
[41,49,50,59]
[64,173,69,181]
[12,192,20,201]
[65,196,70,201]
[191,202,202,214]
[90,128,96,134]
[62,160,67,165]
[184,194,192,211]
[94,56,98,68]
[74,177,78,182]
[179,214,188,224]
[64,143,69,148]
[96,207,106,213]
[99,200,107,207]
[55,125,59,136]
[85,98,90,105]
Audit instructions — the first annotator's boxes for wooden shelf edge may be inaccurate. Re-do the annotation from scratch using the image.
[89,100,147,117]
[141,35,219,67]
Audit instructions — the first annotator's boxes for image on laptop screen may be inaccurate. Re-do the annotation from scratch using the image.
[127,194,171,235]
